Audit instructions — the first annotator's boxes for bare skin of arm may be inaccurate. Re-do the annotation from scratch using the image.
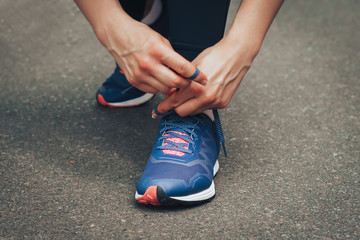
[155,0,284,117]
[74,0,207,94]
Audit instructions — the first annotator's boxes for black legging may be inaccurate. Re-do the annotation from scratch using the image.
[120,0,230,61]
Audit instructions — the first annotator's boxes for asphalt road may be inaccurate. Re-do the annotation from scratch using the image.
[1,0,359,239]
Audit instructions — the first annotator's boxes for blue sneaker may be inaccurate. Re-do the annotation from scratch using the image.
[96,65,154,108]
[135,110,226,206]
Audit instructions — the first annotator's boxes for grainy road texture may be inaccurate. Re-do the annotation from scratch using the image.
[1,0,359,239]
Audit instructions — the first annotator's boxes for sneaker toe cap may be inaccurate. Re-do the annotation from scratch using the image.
[136,175,212,197]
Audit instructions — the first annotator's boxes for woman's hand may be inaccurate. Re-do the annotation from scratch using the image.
[75,0,207,94]
[99,17,207,94]
[153,0,283,117]
[154,39,256,117]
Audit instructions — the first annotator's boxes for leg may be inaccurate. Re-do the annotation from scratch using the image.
[119,0,146,21]
[167,0,230,61]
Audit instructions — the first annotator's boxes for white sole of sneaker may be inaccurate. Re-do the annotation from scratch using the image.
[135,160,219,203]
[101,93,154,107]
[171,160,219,202]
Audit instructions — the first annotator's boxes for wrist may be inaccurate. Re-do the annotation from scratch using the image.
[91,1,132,48]
[218,34,260,65]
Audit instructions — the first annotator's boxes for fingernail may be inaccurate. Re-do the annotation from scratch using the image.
[152,110,158,119]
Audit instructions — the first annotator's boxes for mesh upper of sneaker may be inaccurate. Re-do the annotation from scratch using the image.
[97,65,149,103]
[136,111,225,198]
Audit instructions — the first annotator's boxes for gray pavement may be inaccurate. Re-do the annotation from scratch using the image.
[1,0,359,239]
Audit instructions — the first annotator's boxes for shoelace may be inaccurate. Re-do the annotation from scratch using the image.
[156,110,227,157]
[213,109,227,157]
[157,112,199,154]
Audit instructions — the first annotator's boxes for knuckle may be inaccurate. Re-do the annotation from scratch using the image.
[168,77,183,88]
[177,60,187,75]
[213,99,221,108]
[191,84,204,94]
[162,37,171,46]
[203,94,216,104]
[148,41,163,57]
[138,58,151,71]
[131,71,142,81]
[218,100,228,109]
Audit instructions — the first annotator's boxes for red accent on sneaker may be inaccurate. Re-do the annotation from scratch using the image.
[162,131,189,157]
[136,186,160,206]
[97,93,115,108]
[119,70,124,74]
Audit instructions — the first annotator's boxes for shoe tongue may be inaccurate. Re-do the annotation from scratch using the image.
[162,130,189,157]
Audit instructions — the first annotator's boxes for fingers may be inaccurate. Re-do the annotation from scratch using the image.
[153,96,206,118]
[134,83,159,94]
[142,78,170,94]
[117,37,207,93]
[164,88,177,96]
[154,90,192,117]
[161,50,208,86]
[173,98,206,117]
[151,65,191,90]
[151,82,204,118]
[151,91,181,119]
[124,52,207,93]
[131,76,168,94]
[151,83,234,118]
[174,82,237,116]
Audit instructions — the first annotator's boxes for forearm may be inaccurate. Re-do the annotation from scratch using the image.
[223,0,283,59]
[74,0,133,46]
